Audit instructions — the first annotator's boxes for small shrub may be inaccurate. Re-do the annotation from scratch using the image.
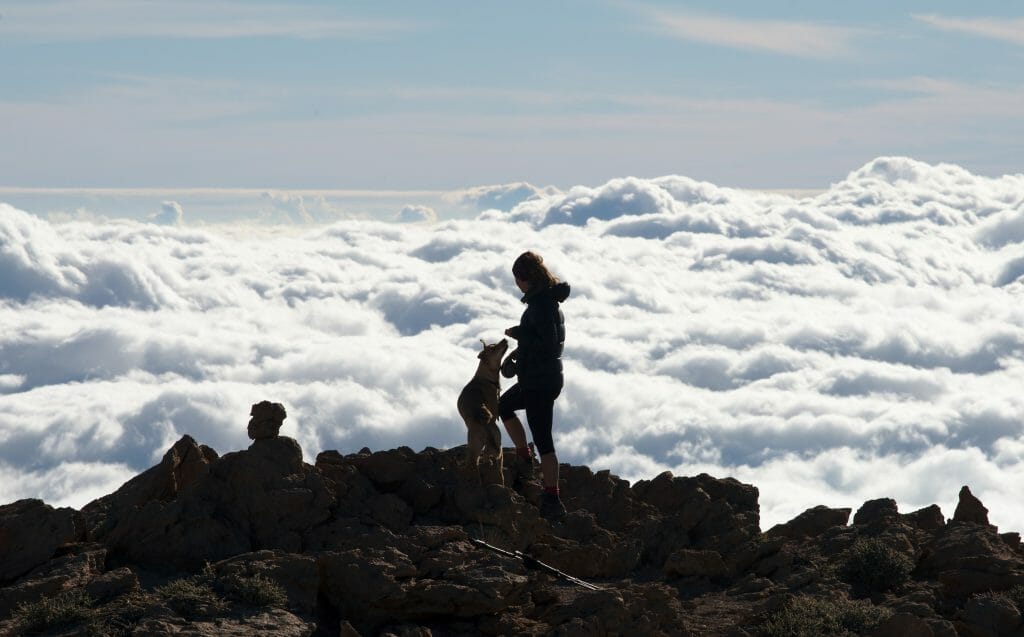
[222,572,288,608]
[761,595,893,637]
[839,538,913,592]
[154,576,228,619]
[86,592,154,637]
[13,588,93,634]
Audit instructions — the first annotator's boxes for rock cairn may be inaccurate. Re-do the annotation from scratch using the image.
[248,400,287,440]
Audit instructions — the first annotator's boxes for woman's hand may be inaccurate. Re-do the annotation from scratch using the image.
[505,326,521,339]
[501,351,518,378]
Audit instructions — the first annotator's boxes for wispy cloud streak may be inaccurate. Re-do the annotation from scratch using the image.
[915,14,1024,47]
[641,8,864,58]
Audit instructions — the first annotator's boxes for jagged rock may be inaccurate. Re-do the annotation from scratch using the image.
[904,504,946,532]
[5,428,1024,637]
[319,544,530,634]
[87,435,333,570]
[961,593,1021,635]
[84,565,139,602]
[339,621,361,637]
[766,505,851,540]
[917,522,1024,597]
[631,471,760,572]
[664,549,728,578]
[81,435,218,543]
[561,465,636,532]
[344,446,418,489]
[0,543,106,617]
[953,485,990,525]
[854,498,899,526]
[534,510,642,578]
[0,499,82,582]
[248,400,287,440]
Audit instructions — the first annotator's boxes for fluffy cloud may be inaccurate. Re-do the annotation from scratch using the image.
[3,156,1024,533]
[259,191,354,224]
[394,204,437,224]
[445,182,551,212]
[150,200,184,226]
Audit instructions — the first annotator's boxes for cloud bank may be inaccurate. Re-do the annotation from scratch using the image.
[3,156,1024,531]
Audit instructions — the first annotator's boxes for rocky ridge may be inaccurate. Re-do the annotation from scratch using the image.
[1,402,1023,636]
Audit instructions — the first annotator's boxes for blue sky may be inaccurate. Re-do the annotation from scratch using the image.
[1,1,1023,191]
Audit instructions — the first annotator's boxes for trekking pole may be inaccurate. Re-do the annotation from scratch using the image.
[470,538,601,590]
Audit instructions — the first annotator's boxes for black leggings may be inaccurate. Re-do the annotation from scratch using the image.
[498,382,563,455]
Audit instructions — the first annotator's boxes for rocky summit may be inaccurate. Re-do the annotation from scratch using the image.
[2,404,1024,636]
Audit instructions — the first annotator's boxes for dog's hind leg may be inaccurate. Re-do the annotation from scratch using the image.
[466,424,484,470]
[483,420,505,487]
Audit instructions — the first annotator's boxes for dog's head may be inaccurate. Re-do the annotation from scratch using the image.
[477,338,510,367]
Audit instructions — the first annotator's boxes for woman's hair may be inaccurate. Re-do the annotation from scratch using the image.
[512,251,559,290]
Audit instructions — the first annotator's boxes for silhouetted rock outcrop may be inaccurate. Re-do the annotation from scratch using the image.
[249,400,288,440]
[2,403,1024,635]
[953,484,990,525]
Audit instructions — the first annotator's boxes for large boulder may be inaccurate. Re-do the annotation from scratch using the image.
[630,472,760,572]
[854,498,899,526]
[0,499,82,582]
[766,505,851,540]
[248,400,287,440]
[917,522,1024,597]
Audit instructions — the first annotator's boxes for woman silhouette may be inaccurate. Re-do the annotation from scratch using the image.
[499,251,571,519]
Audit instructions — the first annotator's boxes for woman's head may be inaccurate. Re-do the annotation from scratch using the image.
[512,251,559,292]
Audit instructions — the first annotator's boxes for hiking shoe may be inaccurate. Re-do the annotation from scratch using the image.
[539,492,567,520]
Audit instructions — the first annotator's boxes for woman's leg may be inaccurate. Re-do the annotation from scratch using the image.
[498,384,530,452]
[502,415,529,450]
[539,452,559,490]
[524,385,561,489]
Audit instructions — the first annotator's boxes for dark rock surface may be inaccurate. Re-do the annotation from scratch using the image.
[2,411,1024,636]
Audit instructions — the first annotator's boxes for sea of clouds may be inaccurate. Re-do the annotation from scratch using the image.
[3,156,1024,531]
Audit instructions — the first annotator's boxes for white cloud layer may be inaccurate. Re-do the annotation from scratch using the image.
[3,156,1024,532]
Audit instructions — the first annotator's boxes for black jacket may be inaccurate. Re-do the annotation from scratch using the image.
[507,281,570,389]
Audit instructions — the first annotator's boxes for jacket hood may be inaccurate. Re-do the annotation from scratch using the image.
[523,281,571,304]
[551,281,571,303]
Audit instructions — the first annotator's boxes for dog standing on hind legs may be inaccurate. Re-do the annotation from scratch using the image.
[457,338,509,486]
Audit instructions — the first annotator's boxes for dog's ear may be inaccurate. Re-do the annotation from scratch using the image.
[478,339,487,359]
